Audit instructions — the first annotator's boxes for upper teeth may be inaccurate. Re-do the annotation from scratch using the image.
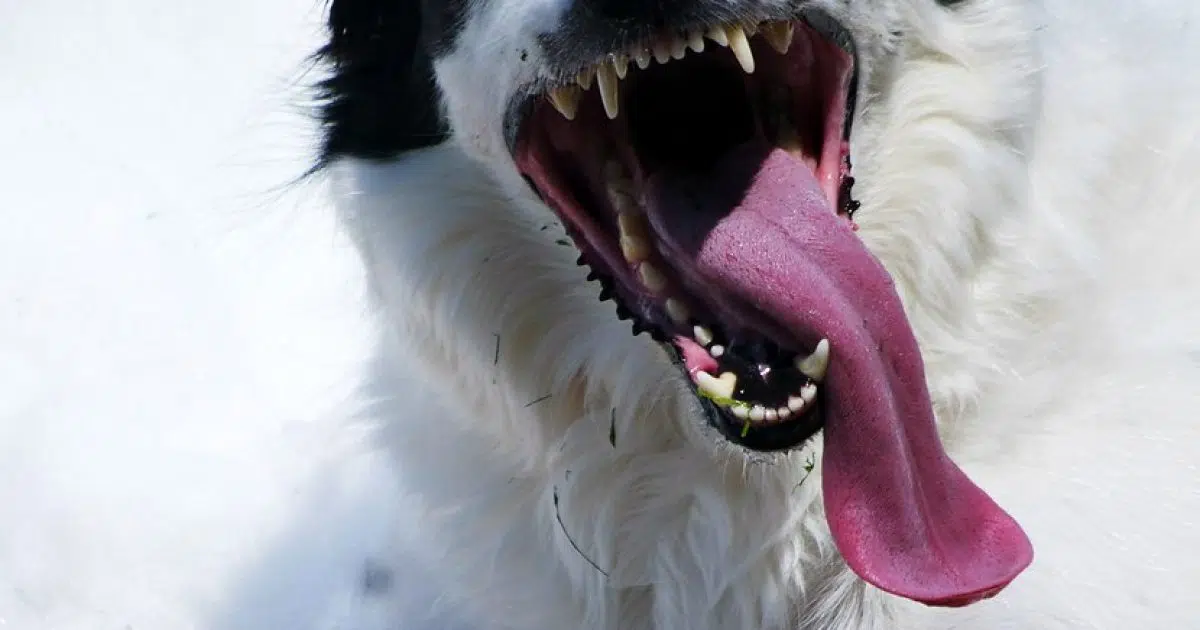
[547,20,794,120]
[595,63,621,119]
[725,25,755,74]
[548,86,582,120]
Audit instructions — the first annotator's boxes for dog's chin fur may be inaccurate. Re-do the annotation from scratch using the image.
[322,0,1200,627]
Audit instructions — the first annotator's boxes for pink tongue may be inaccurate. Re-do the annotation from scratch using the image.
[643,142,1033,607]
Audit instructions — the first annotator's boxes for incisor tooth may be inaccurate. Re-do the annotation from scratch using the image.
[670,37,687,59]
[795,339,830,382]
[710,344,725,358]
[801,382,818,404]
[731,405,750,420]
[749,406,766,422]
[639,263,668,293]
[707,25,729,46]
[653,41,671,64]
[687,30,705,53]
[577,66,595,90]
[693,325,714,346]
[776,407,792,419]
[665,298,690,325]
[596,63,620,119]
[763,21,794,54]
[634,49,652,69]
[726,26,755,73]
[696,371,738,400]
[764,408,778,421]
[548,86,582,120]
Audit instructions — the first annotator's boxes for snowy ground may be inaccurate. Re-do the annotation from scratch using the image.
[0,2,405,628]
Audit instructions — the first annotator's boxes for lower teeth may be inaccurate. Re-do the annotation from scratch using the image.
[691,341,827,427]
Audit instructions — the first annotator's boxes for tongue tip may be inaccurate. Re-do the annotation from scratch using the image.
[835,501,1035,609]
[861,542,1034,608]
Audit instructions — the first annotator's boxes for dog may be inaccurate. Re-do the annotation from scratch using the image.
[313,0,1200,627]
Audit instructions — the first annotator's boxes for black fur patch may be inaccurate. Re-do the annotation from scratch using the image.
[314,0,469,165]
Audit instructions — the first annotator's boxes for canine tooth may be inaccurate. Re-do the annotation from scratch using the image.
[639,263,668,293]
[764,408,778,422]
[577,66,595,90]
[800,382,818,405]
[596,63,620,119]
[693,325,714,346]
[795,339,830,382]
[696,371,738,400]
[706,25,729,46]
[726,26,755,73]
[670,37,687,59]
[634,49,652,69]
[687,29,705,53]
[787,395,805,412]
[653,41,671,64]
[749,406,766,422]
[710,344,725,358]
[548,86,582,120]
[731,405,750,419]
[665,298,690,325]
[762,21,794,54]
[612,54,629,79]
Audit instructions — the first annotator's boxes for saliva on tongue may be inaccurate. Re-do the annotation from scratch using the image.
[642,140,1033,607]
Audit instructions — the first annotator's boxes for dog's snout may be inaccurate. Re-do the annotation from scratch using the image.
[574,0,699,27]
[542,0,752,73]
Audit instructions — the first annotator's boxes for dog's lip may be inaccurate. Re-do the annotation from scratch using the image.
[502,8,860,156]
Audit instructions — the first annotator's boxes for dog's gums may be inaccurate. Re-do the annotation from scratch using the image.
[516,15,854,449]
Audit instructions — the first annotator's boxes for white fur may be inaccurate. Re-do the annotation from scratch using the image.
[329,0,1200,627]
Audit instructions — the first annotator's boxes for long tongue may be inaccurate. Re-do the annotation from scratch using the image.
[643,141,1033,606]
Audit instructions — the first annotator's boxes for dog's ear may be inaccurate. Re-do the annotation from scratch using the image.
[315,0,448,166]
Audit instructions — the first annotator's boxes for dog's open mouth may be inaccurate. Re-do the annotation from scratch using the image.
[517,17,855,450]
[514,11,1034,608]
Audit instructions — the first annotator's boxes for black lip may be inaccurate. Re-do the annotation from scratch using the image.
[503,8,860,154]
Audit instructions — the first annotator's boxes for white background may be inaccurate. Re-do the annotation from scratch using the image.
[1,2,403,628]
